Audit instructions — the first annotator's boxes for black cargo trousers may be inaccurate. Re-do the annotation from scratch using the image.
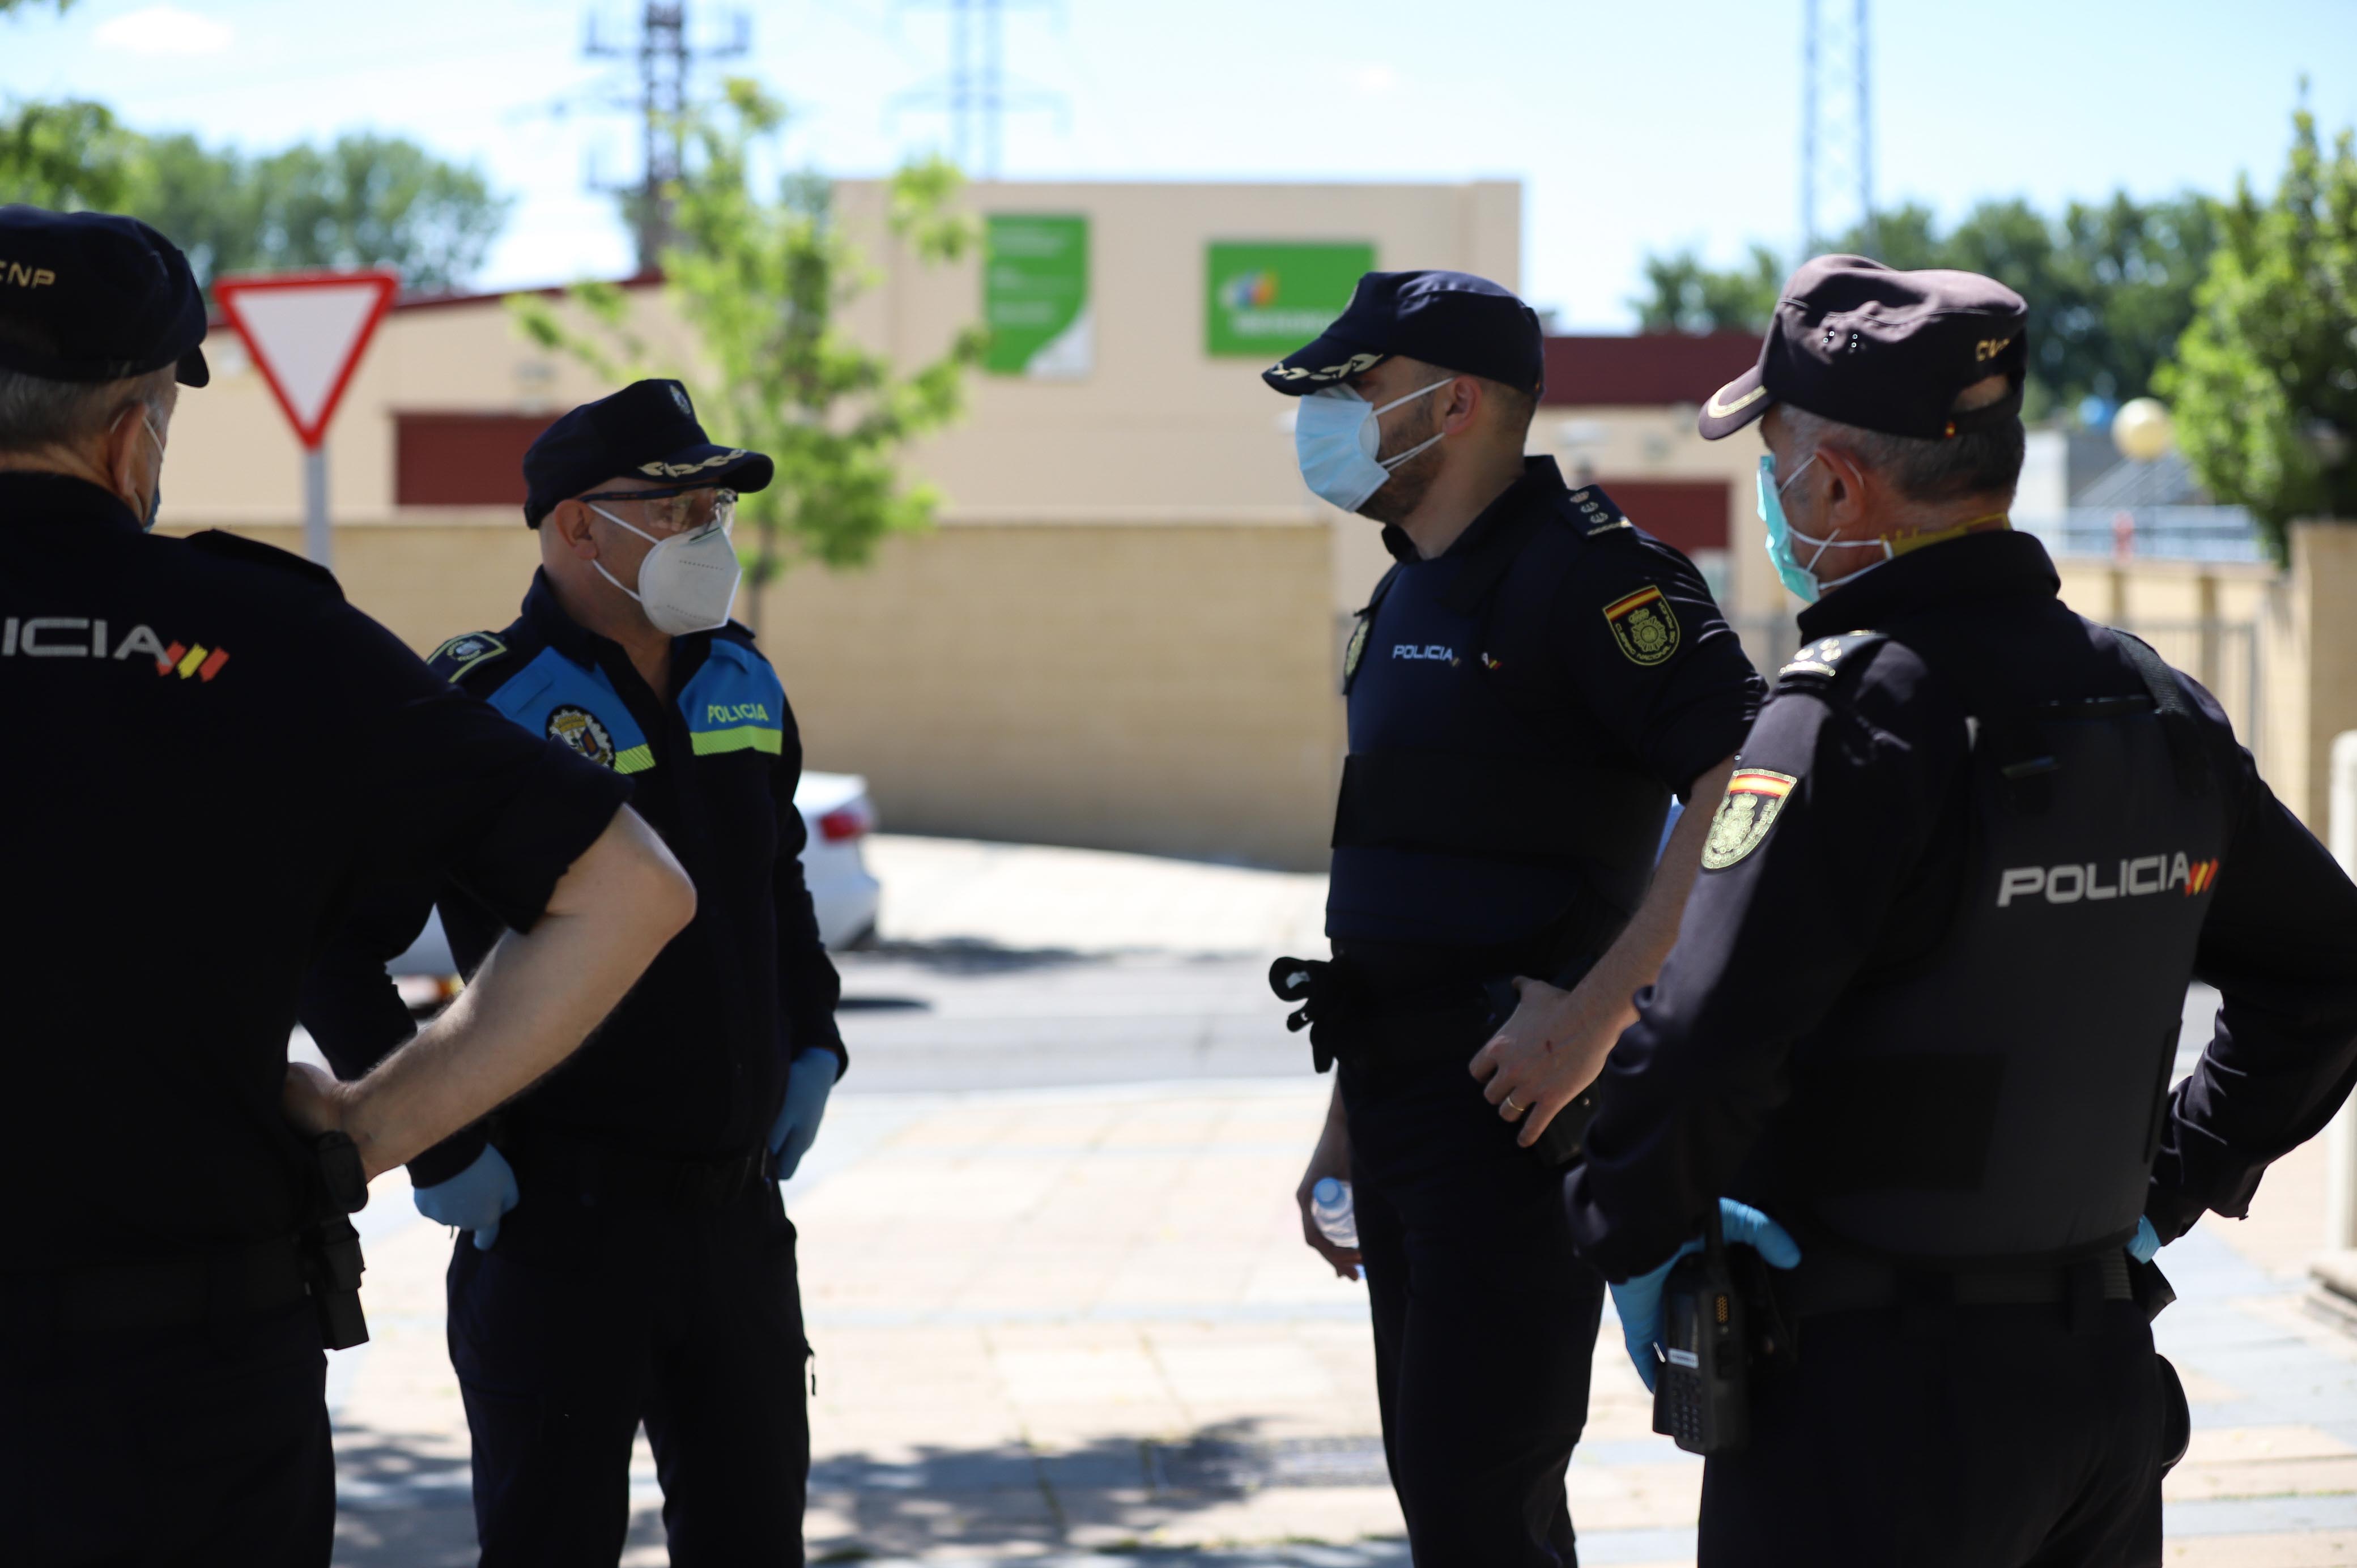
[448,1122,811,1568]
[1337,996,1607,1568]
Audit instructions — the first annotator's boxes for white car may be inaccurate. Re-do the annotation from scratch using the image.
[388,771,882,1000]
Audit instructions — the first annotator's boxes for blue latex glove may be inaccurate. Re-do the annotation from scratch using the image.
[1609,1199,1803,1393]
[768,1049,838,1182]
[2128,1215,2163,1263]
[412,1145,519,1252]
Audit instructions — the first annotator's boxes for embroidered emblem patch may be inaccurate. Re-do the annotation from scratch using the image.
[546,704,618,769]
[1342,616,1372,688]
[1602,585,1680,666]
[1701,768,1798,870]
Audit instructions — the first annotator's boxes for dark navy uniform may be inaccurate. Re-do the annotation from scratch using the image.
[300,568,841,1564]
[1567,529,2357,1564]
[0,477,627,1565]
[1326,456,1762,1565]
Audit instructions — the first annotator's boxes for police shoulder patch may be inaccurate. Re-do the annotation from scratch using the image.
[545,703,618,768]
[1701,768,1799,870]
[1776,630,1884,687]
[428,630,510,683]
[1602,583,1681,666]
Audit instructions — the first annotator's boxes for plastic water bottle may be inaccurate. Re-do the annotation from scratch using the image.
[1311,1177,1359,1250]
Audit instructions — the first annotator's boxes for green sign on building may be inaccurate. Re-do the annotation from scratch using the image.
[1203,241,1376,359]
[984,214,1091,378]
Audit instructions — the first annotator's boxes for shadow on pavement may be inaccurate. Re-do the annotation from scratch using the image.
[849,937,1106,975]
[808,1422,1393,1560]
[331,1422,1393,1565]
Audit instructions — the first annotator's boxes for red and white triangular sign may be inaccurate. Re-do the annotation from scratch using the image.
[214,271,400,450]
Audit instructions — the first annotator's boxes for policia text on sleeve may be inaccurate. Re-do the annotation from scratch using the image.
[1563,254,2357,1568]
[1266,269,1764,1568]
[0,204,691,1568]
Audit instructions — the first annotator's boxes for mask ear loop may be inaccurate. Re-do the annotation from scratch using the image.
[587,501,663,606]
[1373,378,1457,471]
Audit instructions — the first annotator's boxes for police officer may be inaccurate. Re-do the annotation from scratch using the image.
[300,378,845,1565]
[0,206,694,1567]
[1265,270,1764,1565]
[1564,255,2357,1566]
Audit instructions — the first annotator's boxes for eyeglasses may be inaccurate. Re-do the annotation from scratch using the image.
[577,486,737,534]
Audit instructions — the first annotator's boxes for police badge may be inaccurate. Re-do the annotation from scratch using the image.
[1701,769,1797,870]
[1602,585,1681,667]
[1342,615,1372,692]
[546,705,618,769]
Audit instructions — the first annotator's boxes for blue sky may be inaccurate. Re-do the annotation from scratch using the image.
[6,0,2352,328]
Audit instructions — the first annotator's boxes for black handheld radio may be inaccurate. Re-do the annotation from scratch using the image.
[1652,1203,1749,1455]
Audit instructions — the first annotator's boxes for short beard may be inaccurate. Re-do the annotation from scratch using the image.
[1355,404,1446,525]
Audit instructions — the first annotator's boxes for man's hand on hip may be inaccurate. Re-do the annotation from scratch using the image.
[1469,972,1631,1147]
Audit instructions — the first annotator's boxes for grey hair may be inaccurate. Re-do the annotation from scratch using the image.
[1781,390,2026,507]
[0,364,176,456]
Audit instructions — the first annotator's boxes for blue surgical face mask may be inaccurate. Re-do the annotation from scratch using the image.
[1294,378,1453,514]
[1758,450,1837,602]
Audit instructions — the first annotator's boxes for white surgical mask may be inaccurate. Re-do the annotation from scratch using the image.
[589,501,743,635]
[135,410,165,531]
[1293,378,1453,514]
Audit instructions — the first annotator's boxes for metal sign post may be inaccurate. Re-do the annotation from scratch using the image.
[212,271,400,571]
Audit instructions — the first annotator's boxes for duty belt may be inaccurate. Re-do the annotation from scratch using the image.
[1775,1247,2145,1335]
[0,1235,312,1334]
[501,1118,775,1210]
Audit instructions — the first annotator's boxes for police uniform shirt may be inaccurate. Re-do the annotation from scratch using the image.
[301,569,843,1184]
[1563,529,2357,1279]
[1329,455,1764,955]
[1,474,632,1269]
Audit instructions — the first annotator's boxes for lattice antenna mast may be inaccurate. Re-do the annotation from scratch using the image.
[892,0,1064,178]
[586,2,751,271]
[1799,0,1875,257]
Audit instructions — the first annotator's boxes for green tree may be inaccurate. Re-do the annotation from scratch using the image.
[1630,244,1781,334]
[0,105,508,291]
[0,97,135,210]
[1631,193,2219,422]
[2160,105,2357,557]
[514,78,984,606]
[124,131,508,291]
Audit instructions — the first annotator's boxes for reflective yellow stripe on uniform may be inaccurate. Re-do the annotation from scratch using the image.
[690,725,783,757]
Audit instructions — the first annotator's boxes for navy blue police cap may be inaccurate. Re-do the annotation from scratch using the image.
[1697,255,2030,442]
[0,205,209,388]
[1262,270,1543,398]
[523,378,773,528]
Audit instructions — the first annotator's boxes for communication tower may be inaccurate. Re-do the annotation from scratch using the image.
[1799,0,1875,256]
[894,0,1063,178]
[585,2,751,271]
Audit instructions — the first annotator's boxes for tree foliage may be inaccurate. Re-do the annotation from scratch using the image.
[1632,193,2219,421]
[2159,105,2357,553]
[513,77,984,599]
[0,102,509,292]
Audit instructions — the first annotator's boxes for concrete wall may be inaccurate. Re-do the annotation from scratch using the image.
[752,523,1343,870]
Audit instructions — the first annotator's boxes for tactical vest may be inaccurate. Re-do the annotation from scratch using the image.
[1326,483,1670,956]
[1768,623,2230,1268]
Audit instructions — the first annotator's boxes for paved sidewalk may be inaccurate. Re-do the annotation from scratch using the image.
[319,839,2357,1566]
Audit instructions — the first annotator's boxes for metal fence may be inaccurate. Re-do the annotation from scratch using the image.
[1728,613,2262,754]
[2033,507,2269,564]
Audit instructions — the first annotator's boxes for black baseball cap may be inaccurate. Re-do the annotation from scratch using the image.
[523,378,773,527]
[1697,254,2028,442]
[1262,270,1544,398]
[0,206,209,388]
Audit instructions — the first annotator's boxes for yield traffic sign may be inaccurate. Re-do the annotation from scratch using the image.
[213,271,399,450]
[211,270,399,568]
